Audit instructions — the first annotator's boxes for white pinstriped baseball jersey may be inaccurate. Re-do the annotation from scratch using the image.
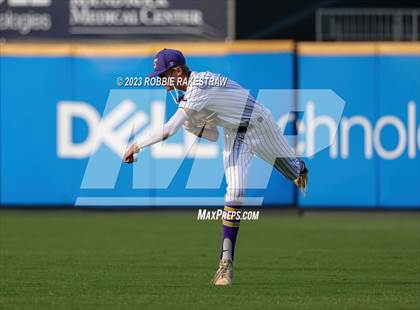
[179,71,302,204]
[179,71,266,128]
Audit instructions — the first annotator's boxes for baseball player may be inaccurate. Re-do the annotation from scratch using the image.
[123,48,308,286]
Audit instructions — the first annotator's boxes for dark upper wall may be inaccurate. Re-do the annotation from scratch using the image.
[236,0,420,40]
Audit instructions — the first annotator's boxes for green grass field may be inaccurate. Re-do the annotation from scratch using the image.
[1,209,419,310]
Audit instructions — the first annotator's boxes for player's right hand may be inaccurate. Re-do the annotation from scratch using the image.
[123,143,139,164]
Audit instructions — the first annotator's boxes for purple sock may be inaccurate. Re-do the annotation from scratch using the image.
[219,205,241,261]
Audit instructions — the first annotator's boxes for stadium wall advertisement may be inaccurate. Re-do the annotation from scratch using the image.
[0,42,419,208]
[0,0,231,41]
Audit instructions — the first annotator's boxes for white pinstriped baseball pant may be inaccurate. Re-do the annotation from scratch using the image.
[223,108,302,205]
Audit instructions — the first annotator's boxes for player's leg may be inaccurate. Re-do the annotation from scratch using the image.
[252,112,308,188]
[212,128,253,286]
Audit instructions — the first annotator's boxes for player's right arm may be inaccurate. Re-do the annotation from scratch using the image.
[123,107,193,163]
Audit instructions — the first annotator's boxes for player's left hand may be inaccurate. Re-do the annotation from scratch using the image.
[123,143,139,164]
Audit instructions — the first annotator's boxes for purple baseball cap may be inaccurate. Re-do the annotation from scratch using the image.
[148,48,186,77]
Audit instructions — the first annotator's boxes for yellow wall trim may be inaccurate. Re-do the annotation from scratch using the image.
[298,42,420,56]
[0,43,74,56]
[377,43,420,55]
[2,41,418,57]
[0,40,294,57]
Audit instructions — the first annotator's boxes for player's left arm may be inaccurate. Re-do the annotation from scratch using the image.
[123,107,193,163]
[184,121,219,142]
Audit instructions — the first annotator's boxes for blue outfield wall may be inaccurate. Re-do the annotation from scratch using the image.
[298,55,378,207]
[377,55,420,207]
[298,44,420,208]
[0,42,419,208]
[0,43,295,206]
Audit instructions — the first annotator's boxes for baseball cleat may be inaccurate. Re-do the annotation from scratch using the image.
[294,160,308,192]
[211,258,233,286]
